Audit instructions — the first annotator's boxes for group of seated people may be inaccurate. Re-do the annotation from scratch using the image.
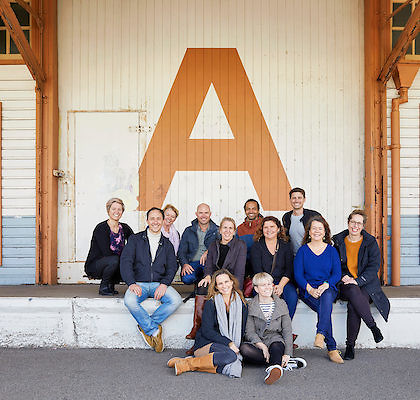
[84,187,390,384]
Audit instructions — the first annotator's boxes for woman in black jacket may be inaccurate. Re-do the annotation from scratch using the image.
[168,269,248,378]
[250,216,298,319]
[84,198,134,296]
[333,209,390,360]
[185,217,246,355]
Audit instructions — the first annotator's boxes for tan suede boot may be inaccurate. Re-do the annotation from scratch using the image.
[328,350,344,364]
[167,356,192,368]
[174,353,217,376]
[314,333,325,348]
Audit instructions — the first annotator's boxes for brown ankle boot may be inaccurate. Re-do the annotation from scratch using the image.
[174,353,216,376]
[185,295,206,340]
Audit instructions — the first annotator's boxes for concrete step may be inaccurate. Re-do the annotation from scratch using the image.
[1,296,419,349]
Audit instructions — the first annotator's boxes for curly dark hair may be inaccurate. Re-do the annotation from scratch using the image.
[253,216,288,242]
[302,215,332,245]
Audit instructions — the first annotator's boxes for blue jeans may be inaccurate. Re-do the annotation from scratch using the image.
[181,260,204,285]
[124,282,182,336]
[281,282,299,320]
[299,287,338,350]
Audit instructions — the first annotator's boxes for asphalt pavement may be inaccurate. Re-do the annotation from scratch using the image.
[0,347,419,400]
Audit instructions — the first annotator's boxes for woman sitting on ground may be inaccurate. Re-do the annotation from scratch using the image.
[84,198,134,296]
[294,216,343,364]
[250,216,298,319]
[240,272,307,385]
[333,209,390,360]
[168,269,248,377]
[184,217,247,355]
[161,204,180,254]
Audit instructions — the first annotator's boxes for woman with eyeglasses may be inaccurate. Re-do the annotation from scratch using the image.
[332,210,390,360]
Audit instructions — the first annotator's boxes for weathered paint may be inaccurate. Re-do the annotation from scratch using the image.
[386,71,420,284]
[1,296,419,348]
[57,0,365,282]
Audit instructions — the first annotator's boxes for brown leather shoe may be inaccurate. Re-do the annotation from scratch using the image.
[328,350,344,364]
[314,333,325,349]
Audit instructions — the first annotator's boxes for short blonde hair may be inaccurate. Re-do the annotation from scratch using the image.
[163,204,179,218]
[106,198,125,213]
[252,272,273,287]
[219,217,236,231]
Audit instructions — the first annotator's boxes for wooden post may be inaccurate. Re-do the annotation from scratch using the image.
[364,0,389,283]
[0,102,2,266]
[37,0,58,284]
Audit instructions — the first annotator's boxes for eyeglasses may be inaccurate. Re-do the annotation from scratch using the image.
[349,220,363,227]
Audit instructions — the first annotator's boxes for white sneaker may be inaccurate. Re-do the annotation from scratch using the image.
[284,357,307,371]
[264,365,283,384]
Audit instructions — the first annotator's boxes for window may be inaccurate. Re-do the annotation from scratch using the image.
[391,1,420,58]
[0,1,31,59]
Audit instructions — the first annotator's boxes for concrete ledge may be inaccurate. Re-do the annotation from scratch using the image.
[1,297,419,349]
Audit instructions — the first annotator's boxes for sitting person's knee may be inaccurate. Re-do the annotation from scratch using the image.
[181,274,196,285]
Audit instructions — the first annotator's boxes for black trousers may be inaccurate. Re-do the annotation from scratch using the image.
[240,341,285,366]
[340,284,375,346]
[94,255,121,286]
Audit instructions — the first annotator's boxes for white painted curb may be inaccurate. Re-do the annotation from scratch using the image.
[0,297,419,348]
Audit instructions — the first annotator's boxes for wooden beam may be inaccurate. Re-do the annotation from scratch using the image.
[0,0,45,84]
[15,0,43,29]
[378,2,420,83]
[38,0,59,284]
[365,0,388,284]
[0,102,2,266]
[386,0,414,22]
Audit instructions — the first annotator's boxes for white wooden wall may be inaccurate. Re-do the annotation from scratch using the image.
[57,0,365,280]
[387,72,420,284]
[0,65,36,284]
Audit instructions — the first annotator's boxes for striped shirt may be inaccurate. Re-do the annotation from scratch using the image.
[260,301,275,325]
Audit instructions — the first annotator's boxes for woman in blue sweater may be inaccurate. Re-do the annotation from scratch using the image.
[294,215,343,364]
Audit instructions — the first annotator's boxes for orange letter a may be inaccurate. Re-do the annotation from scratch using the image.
[138,48,291,211]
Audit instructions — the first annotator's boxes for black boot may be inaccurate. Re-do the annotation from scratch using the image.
[99,282,113,296]
[343,345,355,360]
[109,283,119,295]
[371,325,384,343]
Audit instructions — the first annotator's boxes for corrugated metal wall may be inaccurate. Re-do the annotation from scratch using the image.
[0,65,36,284]
[57,0,365,281]
[387,72,420,285]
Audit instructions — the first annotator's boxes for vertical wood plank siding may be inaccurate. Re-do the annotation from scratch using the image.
[57,0,364,277]
[387,72,420,284]
[0,65,36,284]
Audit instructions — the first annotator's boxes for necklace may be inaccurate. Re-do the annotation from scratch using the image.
[347,235,362,243]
